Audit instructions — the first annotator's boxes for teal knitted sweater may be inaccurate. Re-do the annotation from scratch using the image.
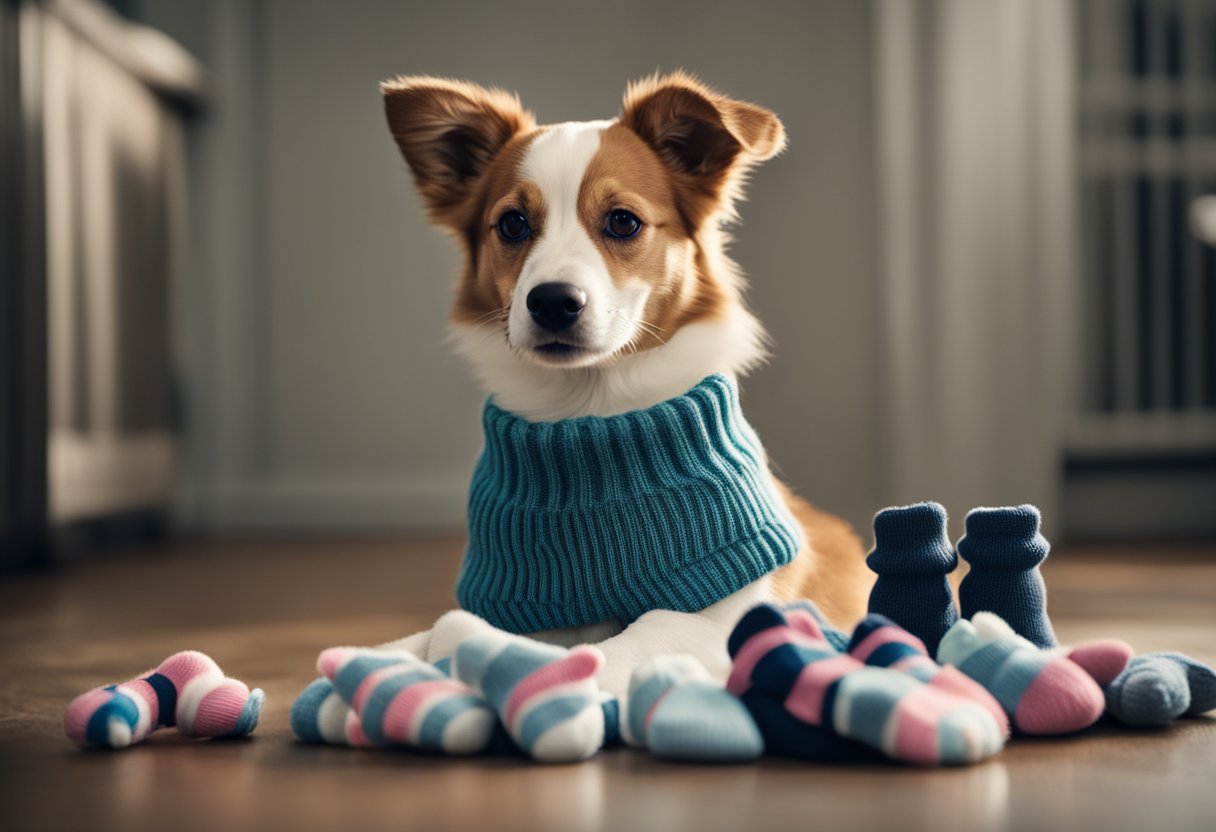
[456,374,803,633]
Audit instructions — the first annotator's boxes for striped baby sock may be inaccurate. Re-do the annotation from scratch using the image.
[779,599,851,652]
[728,604,1004,765]
[727,605,879,763]
[65,650,263,749]
[847,614,1009,738]
[624,654,763,761]
[1102,652,1216,727]
[866,502,959,656]
[957,505,1058,648]
[290,677,353,745]
[937,612,1103,735]
[453,632,606,762]
[317,647,495,754]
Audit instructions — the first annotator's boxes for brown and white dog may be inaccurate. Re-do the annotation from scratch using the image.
[375,72,872,698]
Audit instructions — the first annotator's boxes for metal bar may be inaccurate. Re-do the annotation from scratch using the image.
[1182,0,1207,408]
[0,0,49,567]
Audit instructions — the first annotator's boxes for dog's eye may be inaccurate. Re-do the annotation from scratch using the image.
[605,210,642,240]
[497,211,531,243]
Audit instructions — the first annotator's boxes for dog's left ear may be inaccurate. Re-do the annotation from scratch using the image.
[620,71,785,223]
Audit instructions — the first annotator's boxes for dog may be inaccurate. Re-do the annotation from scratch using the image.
[374,72,872,699]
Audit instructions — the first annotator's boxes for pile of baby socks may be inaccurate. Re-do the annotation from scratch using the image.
[65,650,263,749]
[282,498,1213,765]
[294,633,612,762]
[315,647,497,753]
[726,603,1006,765]
[866,501,1216,733]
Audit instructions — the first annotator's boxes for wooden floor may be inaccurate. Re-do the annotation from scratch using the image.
[1,537,1213,832]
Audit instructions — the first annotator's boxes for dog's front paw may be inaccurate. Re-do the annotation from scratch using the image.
[426,609,499,665]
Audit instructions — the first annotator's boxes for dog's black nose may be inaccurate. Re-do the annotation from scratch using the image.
[526,282,587,332]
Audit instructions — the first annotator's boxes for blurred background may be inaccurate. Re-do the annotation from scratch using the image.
[3,0,1215,568]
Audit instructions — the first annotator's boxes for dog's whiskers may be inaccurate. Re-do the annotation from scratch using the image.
[472,305,511,326]
[631,318,669,345]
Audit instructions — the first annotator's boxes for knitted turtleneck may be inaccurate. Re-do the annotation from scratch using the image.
[456,374,803,633]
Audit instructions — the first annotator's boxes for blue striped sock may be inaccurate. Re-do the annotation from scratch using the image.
[454,632,605,762]
[937,613,1102,735]
[624,655,763,761]
[778,599,851,652]
[318,648,496,754]
[726,605,864,762]
[1105,652,1216,727]
[730,604,1003,765]
[290,677,352,745]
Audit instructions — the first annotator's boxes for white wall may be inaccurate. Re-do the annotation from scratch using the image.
[140,0,885,535]
[135,0,1104,546]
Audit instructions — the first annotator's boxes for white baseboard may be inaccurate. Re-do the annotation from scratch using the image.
[196,473,470,534]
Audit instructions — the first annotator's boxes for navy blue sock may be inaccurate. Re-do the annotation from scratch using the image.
[957,505,1058,648]
[727,605,877,763]
[737,689,881,763]
[865,502,959,656]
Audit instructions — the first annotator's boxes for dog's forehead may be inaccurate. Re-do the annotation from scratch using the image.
[520,120,613,209]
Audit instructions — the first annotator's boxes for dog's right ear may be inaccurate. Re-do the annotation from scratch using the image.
[381,76,535,226]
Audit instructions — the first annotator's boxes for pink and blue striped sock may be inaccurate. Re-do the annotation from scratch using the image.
[777,599,851,652]
[453,632,605,762]
[848,614,1009,738]
[624,655,763,762]
[728,605,880,763]
[65,650,263,749]
[290,677,353,745]
[317,648,495,754]
[936,613,1104,735]
[728,604,1004,765]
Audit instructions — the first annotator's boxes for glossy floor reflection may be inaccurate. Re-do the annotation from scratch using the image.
[0,538,1213,832]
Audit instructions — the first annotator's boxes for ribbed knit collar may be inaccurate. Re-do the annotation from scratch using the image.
[457,374,802,633]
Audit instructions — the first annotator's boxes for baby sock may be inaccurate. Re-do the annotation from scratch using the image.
[1065,640,1135,687]
[779,599,851,652]
[727,605,880,763]
[957,505,1058,648]
[317,647,495,754]
[290,678,354,744]
[624,655,763,761]
[65,650,263,749]
[728,604,1003,765]
[865,502,959,656]
[1103,652,1216,727]
[453,632,606,762]
[937,612,1104,735]
[847,613,1009,738]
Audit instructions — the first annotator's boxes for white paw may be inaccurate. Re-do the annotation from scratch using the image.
[427,609,502,663]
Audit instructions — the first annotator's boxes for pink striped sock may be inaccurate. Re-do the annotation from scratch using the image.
[65,650,263,748]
